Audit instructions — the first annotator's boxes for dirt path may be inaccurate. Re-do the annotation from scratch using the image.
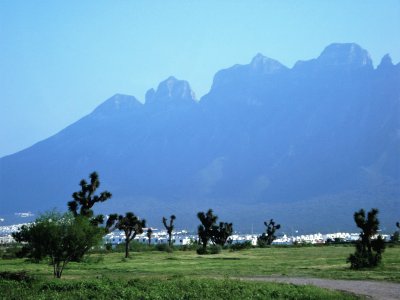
[239,276,400,300]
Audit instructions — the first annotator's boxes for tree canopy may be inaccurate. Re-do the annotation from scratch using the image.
[107,212,146,258]
[347,208,385,269]
[12,211,103,278]
[67,172,112,226]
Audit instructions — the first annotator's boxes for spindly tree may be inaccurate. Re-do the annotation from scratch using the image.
[347,208,386,269]
[67,172,112,226]
[107,212,146,258]
[12,211,103,278]
[162,215,176,247]
[197,209,218,251]
[392,221,400,243]
[146,228,153,246]
[258,219,281,247]
[211,222,233,246]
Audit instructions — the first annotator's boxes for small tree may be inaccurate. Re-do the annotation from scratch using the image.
[197,209,218,251]
[257,219,281,247]
[212,222,233,246]
[162,215,176,247]
[391,222,400,243]
[147,228,153,246]
[107,212,146,258]
[67,171,112,226]
[347,208,386,269]
[12,211,103,278]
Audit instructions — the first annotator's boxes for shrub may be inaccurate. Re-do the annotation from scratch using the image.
[347,208,386,269]
[155,243,173,253]
[228,241,253,251]
[0,271,34,283]
[209,244,222,254]
[196,246,208,255]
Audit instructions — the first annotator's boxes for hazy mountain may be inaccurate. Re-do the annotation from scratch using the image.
[1,43,399,233]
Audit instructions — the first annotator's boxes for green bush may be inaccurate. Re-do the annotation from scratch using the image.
[196,246,208,255]
[209,244,222,254]
[155,243,173,253]
[228,241,253,251]
[0,271,34,283]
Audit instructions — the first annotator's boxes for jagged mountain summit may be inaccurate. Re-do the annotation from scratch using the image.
[1,43,399,232]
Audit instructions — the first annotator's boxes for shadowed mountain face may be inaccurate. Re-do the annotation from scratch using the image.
[1,43,399,232]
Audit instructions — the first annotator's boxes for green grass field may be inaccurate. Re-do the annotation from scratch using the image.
[1,244,399,299]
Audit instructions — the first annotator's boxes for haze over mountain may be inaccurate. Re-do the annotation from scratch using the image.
[1,43,399,233]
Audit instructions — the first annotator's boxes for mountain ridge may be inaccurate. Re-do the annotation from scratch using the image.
[1,43,399,232]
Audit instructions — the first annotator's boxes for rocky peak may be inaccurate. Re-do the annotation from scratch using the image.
[145,76,196,106]
[377,54,394,69]
[317,43,373,69]
[250,53,287,74]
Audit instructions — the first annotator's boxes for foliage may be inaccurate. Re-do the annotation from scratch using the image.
[197,209,233,252]
[228,241,253,251]
[0,271,34,283]
[155,243,173,253]
[347,208,386,269]
[162,215,176,247]
[257,219,281,247]
[392,222,400,243]
[67,171,112,226]
[107,212,146,258]
[211,222,233,246]
[208,244,222,254]
[0,277,360,300]
[12,211,103,278]
[197,209,218,251]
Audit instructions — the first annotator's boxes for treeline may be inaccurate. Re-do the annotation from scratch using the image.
[8,172,400,278]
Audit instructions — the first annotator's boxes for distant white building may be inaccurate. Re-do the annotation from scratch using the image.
[0,235,15,244]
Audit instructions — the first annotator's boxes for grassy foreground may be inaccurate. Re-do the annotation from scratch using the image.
[1,245,399,299]
[0,277,360,300]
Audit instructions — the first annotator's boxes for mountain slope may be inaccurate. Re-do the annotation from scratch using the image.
[1,43,399,232]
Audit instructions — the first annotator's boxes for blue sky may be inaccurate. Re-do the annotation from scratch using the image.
[1,0,399,157]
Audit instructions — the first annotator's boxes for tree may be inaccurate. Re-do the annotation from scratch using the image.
[197,209,218,251]
[107,212,146,258]
[67,171,112,226]
[146,228,153,246]
[162,215,176,247]
[257,219,281,246]
[391,221,400,243]
[12,211,103,278]
[258,219,281,247]
[347,208,386,269]
[211,222,233,246]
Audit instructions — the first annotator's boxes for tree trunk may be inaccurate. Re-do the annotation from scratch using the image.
[125,241,129,258]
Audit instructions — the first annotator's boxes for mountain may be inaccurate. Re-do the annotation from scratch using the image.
[1,43,399,232]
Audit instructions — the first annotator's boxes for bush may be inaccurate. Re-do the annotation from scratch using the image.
[209,245,222,254]
[196,246,208,255]
[196,245,221,255]
[1,244,23,259]
[228,241,253,251]
[0,271,34,283]
[347,208,386,269]
[155,243,173,253]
